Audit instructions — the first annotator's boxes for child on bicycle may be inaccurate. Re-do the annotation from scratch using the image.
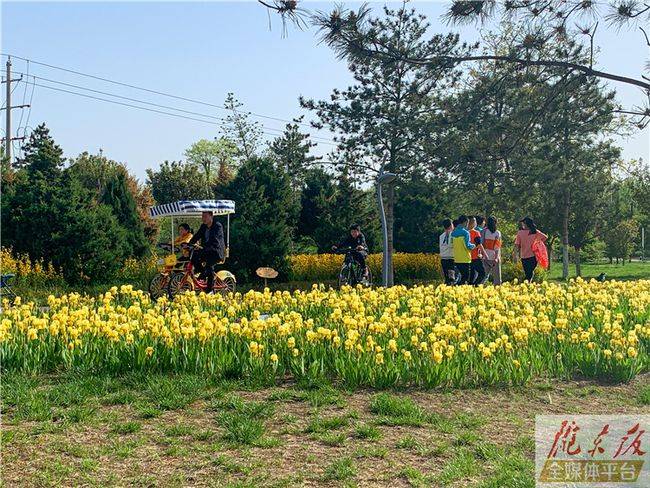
[174,223,193,264]
[332,224,369,280]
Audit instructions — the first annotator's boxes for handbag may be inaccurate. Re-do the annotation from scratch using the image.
[532,239,549,270]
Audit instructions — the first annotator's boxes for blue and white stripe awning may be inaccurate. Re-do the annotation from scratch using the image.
[149,200,235,218]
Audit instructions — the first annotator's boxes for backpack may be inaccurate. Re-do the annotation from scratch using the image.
[532,240,549,269]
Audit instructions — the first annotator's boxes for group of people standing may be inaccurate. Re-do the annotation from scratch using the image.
[439,215,547,286]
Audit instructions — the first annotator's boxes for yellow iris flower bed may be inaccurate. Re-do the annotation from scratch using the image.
[1,279,648,387]
[289,252,442,282]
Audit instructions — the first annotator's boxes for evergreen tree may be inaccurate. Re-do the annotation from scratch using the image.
[298,168,337,252]
[302,7,468,284]
[70,152,158,245]
[567,144,617,275]
[222,156,297,281]
[270,118,319,188]
[222,93,263,162]
[101,171,149,258]
[330,172,380,252]
[4,124,65,260]
[4,124,131,283]
[13,123,64,177]
[51,173,129,283]
[394,172,452,253]
[527,66,618,279]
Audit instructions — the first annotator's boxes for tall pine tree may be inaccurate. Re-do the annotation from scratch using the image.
[302,7,469,284]
[101,171,149,258]
[222,156,298,281]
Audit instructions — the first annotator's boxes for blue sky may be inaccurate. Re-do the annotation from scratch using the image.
[2,1,648,180]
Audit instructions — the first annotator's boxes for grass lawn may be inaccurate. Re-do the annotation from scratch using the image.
[547,260,650,281]
[2,373,649,487]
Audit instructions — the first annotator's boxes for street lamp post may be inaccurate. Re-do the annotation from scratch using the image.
[376,170,397,287]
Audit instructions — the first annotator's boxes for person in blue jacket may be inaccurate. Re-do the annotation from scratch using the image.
[451,215,475,285]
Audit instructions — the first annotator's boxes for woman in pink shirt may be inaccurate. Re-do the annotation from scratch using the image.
[514,216,547,283]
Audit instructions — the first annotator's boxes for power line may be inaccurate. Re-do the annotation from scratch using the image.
[14,72,337,144]
[26,81,338,146]
[15,61,30,159]
[16,61,29,135]
[24,75,36,136]
[1,53,321,132]
[0,77,20,109]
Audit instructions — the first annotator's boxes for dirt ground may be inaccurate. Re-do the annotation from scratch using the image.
[2,374,649,487]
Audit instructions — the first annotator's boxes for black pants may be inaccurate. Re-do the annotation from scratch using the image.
[191,250,222,291]
[471,258,486,285]
[441,259,456,285]
[456,263,471,285]
[521,256,537,282]
[350,251,367,270]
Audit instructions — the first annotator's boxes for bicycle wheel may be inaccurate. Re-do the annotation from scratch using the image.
[338,265,351,288]
[350,263,361,286]
[168,273,194,297]
[219,276,236,296]
[362,267,373,287]
[148,273,169,300]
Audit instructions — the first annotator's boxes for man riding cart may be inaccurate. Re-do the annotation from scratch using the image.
[148,200,236,298]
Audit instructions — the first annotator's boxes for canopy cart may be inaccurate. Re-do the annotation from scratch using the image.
[148,200,236,298]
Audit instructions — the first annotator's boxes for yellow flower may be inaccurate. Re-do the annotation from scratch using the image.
[270,353,279,363]
[145,346,154,357]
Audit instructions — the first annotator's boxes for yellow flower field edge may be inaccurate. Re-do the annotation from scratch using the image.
[289,253,443,282]
[0,247,62,285]
[1,279,648,387]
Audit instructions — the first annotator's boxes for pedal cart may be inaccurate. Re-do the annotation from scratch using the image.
[148,200,236,298]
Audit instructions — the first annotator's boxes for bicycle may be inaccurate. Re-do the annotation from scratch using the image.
[335,247,372,287]
[148,244,187,299]
[168,244,236,297]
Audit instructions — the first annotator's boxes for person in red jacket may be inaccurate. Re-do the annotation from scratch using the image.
[468,217,486,285]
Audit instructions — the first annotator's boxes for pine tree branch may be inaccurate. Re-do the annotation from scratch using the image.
[395,53,650,91]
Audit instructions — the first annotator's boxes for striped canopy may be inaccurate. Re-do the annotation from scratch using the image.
[149,200,235,218]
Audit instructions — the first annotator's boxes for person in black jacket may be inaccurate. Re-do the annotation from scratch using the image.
[332,224,369,279]
[188,211,225,292]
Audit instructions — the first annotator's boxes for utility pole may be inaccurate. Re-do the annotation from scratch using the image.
[1,57,29,167]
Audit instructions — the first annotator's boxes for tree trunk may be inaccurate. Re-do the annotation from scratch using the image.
[385,183,395,286]
[575,246,581,277]
[562,191,570,280]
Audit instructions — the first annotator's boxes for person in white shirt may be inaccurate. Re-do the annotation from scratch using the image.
[481,216,503,285]
[439,218,456,285]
